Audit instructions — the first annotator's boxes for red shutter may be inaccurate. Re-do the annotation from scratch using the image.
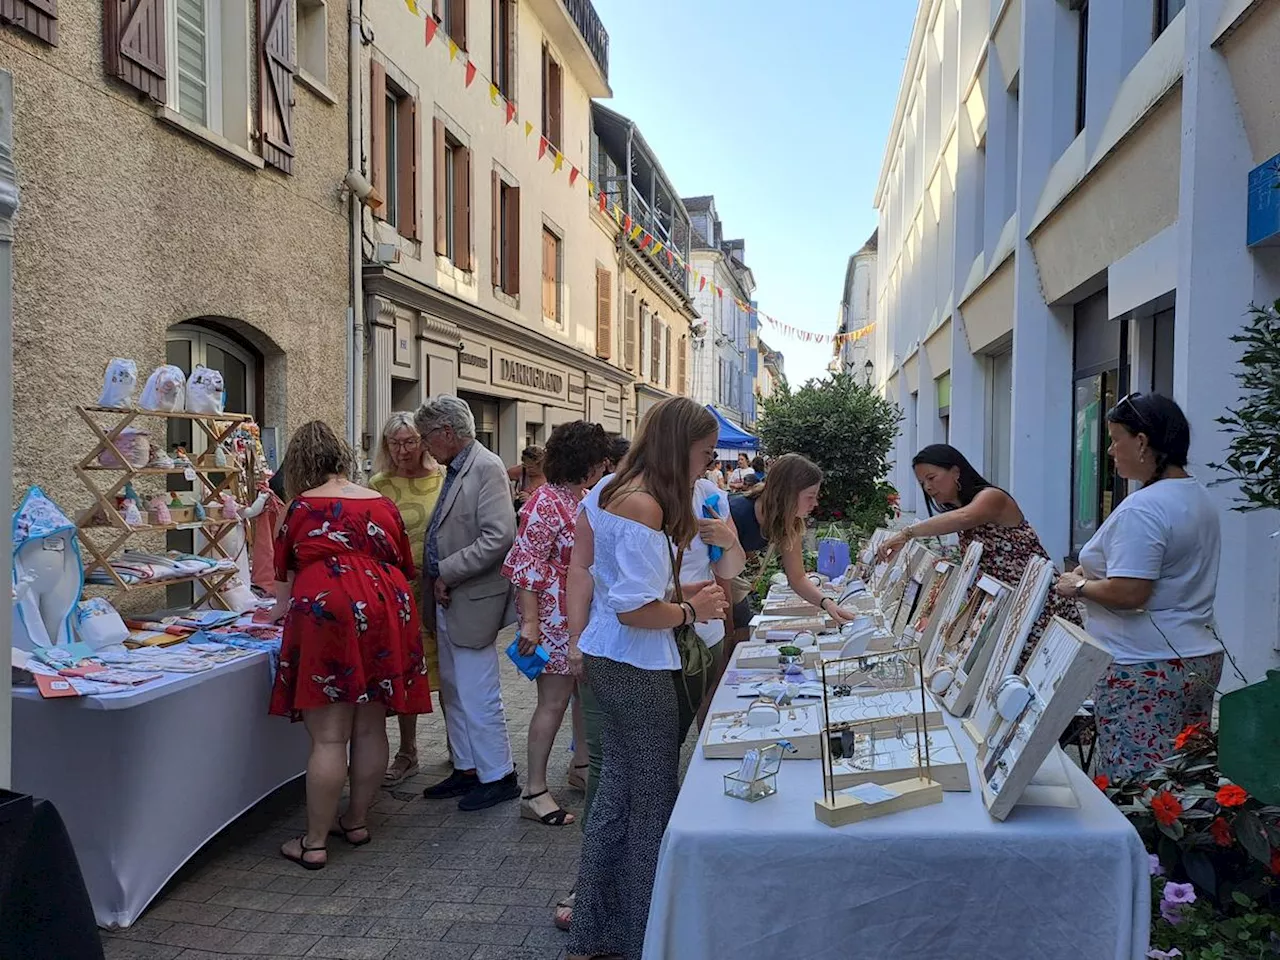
[103,0,165,103]
[623,291,636,371]
[504,185,520,293]
[370,62,388,213]
[433,117,447,256]
[259,0,296,174]
[455,145,472,270]
[398,96,421,239]
[490,170,501,287]
[596,267,612,359]
[0,0,58,45]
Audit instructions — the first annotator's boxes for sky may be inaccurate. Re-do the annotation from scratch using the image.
[592,0,917,387]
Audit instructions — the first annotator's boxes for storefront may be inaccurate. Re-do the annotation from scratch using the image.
[363,269,631,465]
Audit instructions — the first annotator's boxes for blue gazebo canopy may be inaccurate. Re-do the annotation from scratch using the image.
[706,405,758,455]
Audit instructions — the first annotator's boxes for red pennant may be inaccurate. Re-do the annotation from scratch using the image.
[598,190,606,212]
[623,215,632,233]
[465,61,477,86]
[666,249,674,267]
[425,18,438,45]
[569,166,579,187]
[538,137,548,160]
[699,277,707,292]
[505,100,516,124]
[716,286,724,298]
[639,233,651,250]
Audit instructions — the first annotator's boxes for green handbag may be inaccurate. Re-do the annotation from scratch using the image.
[669,542,715,740]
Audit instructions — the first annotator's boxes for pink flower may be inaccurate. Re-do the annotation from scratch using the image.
[1148,854,1164,877]
[1147,950,1182,959]
[1163,882,1196,905]
[1159,900,1185,925]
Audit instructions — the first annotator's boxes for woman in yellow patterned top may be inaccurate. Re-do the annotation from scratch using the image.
[370,412,445,787]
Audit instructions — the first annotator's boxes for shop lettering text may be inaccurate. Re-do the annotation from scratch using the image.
[500,358,564,395]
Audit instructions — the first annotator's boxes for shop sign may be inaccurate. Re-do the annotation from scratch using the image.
[492,347,568,401]
[459,340,490,384]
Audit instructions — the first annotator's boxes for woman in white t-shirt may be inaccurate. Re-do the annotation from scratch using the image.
[1054,393,1224,780]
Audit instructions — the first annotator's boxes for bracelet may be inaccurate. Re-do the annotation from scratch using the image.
[681,601,696,625]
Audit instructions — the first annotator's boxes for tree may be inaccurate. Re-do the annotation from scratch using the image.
[756,373,901,530]
[1210,299,1280,513]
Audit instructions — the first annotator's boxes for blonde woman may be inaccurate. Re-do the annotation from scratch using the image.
[369,412,446,787]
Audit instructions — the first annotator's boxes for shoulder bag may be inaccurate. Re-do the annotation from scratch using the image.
[669,540,716,742]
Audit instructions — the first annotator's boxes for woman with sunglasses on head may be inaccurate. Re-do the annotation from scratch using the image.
[1053,393,1225,780]
[877,443,1082,654]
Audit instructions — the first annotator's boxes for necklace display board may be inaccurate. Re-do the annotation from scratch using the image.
[878,541,927,617]
[889,547,939,637]
[963,557,1056,750]
[979,617,1112,821]
[931,574,1013,716]
[922,541,984,672]
[901,558,954,646]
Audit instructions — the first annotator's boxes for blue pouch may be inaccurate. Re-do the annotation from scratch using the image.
[702,494,725,562]
[505,635,550,680]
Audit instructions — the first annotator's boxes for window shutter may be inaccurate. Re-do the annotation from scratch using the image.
[490,0,499,82]
[548,60,562,149]
[504,185,520,293]
[623,291,636,371]
[433,117,447,256]
[103,0,166,102]
[651,318,661,382]
[455,145,472,270]
[0,0,58,44]
[596,267,612,359]
[491,170,501,287]
[370,62,388,209]
[542,229,556,320]
[432,0,441,19]
[678,336,687,395]
[664,325,672,388]
[398,97,421,239]
[259,0,296,174]
[450,0,467,51]
[540,45,549,138]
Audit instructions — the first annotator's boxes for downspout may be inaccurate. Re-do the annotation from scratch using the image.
[347,1,365,461]
[621,123,635,431]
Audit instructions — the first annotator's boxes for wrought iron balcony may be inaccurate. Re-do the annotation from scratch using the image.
[563,0,609,80]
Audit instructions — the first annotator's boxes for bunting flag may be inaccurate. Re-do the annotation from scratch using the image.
[524,121,534,138]
[598,189,606,212]
[424,17,437,45]
[699,277,707,292]
[552,151,565,172]
[448,39,459,60]
[650,240,664,257]
[568,166,579,187]
[465,61,477,86]
[488,82,499,104]
[629,224,644,242]
[666,249,674,268]
[505,101,517,124]
[538,137,548,160]
[404,0,419,13]
[623,215,633,233]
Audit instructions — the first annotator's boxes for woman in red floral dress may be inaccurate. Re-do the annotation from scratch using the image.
[267,421,432,870]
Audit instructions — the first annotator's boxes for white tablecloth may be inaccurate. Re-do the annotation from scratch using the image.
[12,653,309,928]
[644,649,1150,960]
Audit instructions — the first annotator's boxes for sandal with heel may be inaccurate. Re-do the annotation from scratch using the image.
[566,763,589,792]
[520,789,575,826]
[281,836,327,871]
[328,815,371,847]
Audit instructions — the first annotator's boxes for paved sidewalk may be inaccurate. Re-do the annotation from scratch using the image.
[102,627,585,960]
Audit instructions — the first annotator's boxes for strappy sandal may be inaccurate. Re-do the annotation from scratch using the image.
[280,836,326,871]
[328,815,371,847]
[566,763,589,792]
[520,789,575,826]
[383,750,419,787]
[554,890,575,931]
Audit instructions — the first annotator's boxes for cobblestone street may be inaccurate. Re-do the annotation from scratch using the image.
[101,628,588,960]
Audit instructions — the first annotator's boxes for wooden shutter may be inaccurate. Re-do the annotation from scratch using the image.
[651,318,661,382]
[664,325,672,388]
[678,336,688,395]
[540,45,549,139]
[0,0,58,44]
[454,145,472,269]
[542,229,556,321]
[370,62,388,211]
[491,170,501,287]
[596,267,612,359]
[259,0,296,174]
[548,59,562,149]
[504,185,520,293]
[433,117,447,256]
[623,291,636,371]
[449,0,467,51]
[397,96,421,239]
[104,0,166,102]
[490,0,500,87]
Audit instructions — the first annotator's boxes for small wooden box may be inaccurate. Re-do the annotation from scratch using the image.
[168,506,197,524]
[815,777,943,826]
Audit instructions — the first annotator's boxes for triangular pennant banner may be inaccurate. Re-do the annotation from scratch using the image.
[623,215,633,233]
[489,83,499,104]
[505,101,517,124]
[651,240,664,257]
[425,17,438,45]
[552,151,564,172]
[568,166,579,187]
[699,277,707,292]
[538,137,548,160]
[639,233,652,250]
[404,0,419,13]
[448,39,459,60]
[465,61,477,86]
[666,249,674,267]
[598,190,607,212]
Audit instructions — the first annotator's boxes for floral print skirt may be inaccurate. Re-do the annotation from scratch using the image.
[1092,652,1224,781]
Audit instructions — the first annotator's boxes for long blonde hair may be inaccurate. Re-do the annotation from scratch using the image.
[372,411,438,476]
[600,397,717,548]
[283,421,353,500]
[748,453,823,550]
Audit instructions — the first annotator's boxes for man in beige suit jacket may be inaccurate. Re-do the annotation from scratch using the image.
[415,396,519,812]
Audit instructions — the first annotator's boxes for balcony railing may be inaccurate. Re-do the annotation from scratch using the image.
[628,192,688,292]
[564,0,609,80]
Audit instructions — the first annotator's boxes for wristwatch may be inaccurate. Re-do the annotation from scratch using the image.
[1074,579,1087,599]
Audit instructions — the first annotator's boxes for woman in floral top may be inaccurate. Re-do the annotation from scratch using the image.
[501,420,610,826]
[879,444,1082,659]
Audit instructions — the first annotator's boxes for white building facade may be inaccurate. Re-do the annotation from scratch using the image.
[838,230,879,385]
[875,0,1280,684]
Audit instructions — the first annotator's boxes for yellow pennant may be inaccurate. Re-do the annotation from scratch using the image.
[587,180,595,195]
[553,151,564,172]
[404,0,419,13]
[524,121,534,138]
[651,241,664,257]
[489,83,499,105]
[448,39,459,60]
[629,224,643,241]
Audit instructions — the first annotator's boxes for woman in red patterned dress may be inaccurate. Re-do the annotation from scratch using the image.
[878,444,1083,658]
[267,421,432,870]
[501,421,610,827]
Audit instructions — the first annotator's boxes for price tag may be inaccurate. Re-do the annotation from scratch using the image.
[935,561,950,573]
[977,575,1002,596]
[184,467,197,481]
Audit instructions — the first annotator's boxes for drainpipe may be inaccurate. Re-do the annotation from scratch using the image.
[0,69,16,789]
[347,1,365,459]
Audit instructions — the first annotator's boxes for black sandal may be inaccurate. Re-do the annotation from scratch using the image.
[520,789,575,826]
[328,815,371,847]
[281,836,327,871]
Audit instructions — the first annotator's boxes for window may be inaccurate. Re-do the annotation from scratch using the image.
[297,0,328,87]
[432,118,471,267]
[1070,290,1126,554]
[541,226,561,323]
[1153,0,1185,39]
[491,172,520,295]
[492,0,515,99]
[163,0,251,147]
[651,317,662,383]
[541,44,563,150]
[639,303,651,376]
[624,291,637,371]
[371,65,422,241]
[438,0,467,50]
[987,348,1013,491]
[595,267,612,359]
[1075,0,1089,135]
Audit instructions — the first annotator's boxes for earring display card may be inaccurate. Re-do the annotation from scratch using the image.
[702,704,822,759]
[822,722,971,792]
[923,541,985,674]
[901,559,953,644]
[890,549,937,638]
[979,617,1113,821]
[933,576,1014,717]
[964,557,1056,751]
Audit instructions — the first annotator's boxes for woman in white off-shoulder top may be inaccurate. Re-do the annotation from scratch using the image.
[564,397,728,960]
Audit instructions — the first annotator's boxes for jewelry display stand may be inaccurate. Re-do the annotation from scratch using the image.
[900,558,955,650]
[702,703,822,759]
[979,617,1112,821]
[848,529,889,584]
[822,719,971,792]
[921,541,984,672]
[754,615,834,641]
[73,404,253,608]
[963,557,1055,748]
[889,548,939,638]
[877,542,927,621]
[930,574,1013,716]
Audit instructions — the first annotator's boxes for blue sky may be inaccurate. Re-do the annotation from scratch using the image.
[592,0,917,386]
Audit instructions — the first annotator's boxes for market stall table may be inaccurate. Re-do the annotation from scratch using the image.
[643,645,1150,960]
[11,650,308,928]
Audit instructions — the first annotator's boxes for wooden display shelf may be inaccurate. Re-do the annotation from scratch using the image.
[80,465,233,474]
[79,518,239,535]
[85,567,240,599]
[81,405,253,423]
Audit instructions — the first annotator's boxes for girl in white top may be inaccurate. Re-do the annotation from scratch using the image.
[564,398,728,960]
[1054,393,1225,780]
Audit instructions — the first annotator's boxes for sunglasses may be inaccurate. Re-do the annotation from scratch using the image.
[1116,392,1151,432]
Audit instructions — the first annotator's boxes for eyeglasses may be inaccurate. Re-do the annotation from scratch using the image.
[387,438,421,451]
[1116,392,1151,431]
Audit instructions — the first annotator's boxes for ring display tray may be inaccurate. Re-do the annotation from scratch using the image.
[979,617,1112,821]
[822,721,971,792]
[963,557,1056,749]
[702,703,822,759]
[930,574,1013,716]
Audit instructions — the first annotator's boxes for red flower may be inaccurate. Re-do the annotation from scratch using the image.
[1173,723,1206,751]
[1151,791,1183,827]
[1093,774,1110,791]
[1271,849,1280,876]
[1209,817,1232,847]
[1216,784,1248,808]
